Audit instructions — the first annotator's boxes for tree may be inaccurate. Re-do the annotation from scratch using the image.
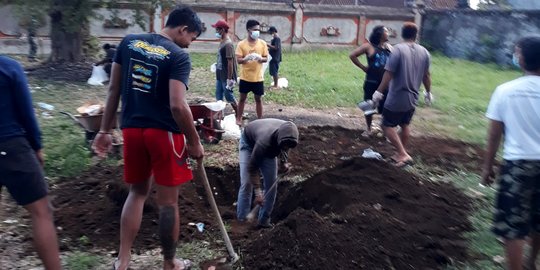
[3,0,174,63]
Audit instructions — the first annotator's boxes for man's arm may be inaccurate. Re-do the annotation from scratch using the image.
[93,63,122,157]
[227,58,234,80]
[247,144,267,189]
[481,120,504,185]
[169,80,204,159]
[423,70,431,92]
[12,61,43,163]
[349,44,369,73]
[375,70,394,94]
[99,63,122,132]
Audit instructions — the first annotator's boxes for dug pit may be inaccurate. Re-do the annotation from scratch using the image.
[50,125,478,269]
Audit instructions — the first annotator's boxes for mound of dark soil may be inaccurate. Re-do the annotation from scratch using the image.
[51,165,239,252]
[290,126,486,175]
[242,157,472,270]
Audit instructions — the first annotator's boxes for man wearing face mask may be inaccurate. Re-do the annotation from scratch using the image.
[212,20,238,116]
[92,5,204,270]
[235,19,269,126]
[482,36,540,270]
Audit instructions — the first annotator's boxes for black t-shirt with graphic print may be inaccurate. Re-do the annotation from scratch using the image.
[114,34,191,134]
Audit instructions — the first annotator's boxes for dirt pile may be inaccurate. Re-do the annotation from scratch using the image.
[290,126,486,175]
[51,165,239,252]
[242,158,472,270]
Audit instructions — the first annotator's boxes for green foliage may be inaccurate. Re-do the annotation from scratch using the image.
[83,34,102,60]
[65,251,103,270]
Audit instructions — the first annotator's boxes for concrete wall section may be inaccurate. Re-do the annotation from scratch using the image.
[303,17,358,44]
[89,8,148,37]
[365,19,407,44]
[422,10,540,65]
[234,14,293,42]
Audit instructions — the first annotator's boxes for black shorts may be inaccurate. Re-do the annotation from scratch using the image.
[269,60,280,77]
[381,108,415,127]
[492,160,540,239]
[239,80,264,96]
[0,137,48,205]
[363,81,385,113]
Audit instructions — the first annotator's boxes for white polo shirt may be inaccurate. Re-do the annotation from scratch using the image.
[486,75,540,160]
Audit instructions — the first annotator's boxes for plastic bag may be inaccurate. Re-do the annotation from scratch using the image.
[278,77,289,88]
[361,148,383,160]
[202,100,227,112]
[87,65,109,86]
[210,63,216,73]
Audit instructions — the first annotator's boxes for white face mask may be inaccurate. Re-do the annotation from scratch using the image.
[250,30,260,40]
[215,32,222,39]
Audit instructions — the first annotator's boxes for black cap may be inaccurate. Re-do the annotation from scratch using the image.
[268,26,278,33]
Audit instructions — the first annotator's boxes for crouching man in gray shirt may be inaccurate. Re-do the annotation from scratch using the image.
[372,22,431,168]
[236,119,299,228]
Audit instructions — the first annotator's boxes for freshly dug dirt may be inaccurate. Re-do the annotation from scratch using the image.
[242,158,471,270]
[52,165,238,252]
[49,125,477,269]
[290,126,486,175]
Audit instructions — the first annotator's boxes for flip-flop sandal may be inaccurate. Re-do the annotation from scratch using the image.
[394,159,414,168]
[112,259,119,270]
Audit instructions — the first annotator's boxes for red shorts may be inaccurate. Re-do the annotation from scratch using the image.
[122,128,193,186]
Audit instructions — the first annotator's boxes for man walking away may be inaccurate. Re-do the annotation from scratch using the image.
[372,22,431,168]
[482,36,540,270]
[92,6,204,270]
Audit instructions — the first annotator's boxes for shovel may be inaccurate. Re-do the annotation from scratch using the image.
[246,175,283,222]
[196,159,240,263]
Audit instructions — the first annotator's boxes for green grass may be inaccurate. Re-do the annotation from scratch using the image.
[189,50,521,144]
[65,251,103,270]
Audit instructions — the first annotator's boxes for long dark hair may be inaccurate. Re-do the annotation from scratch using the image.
[368,25,385,47]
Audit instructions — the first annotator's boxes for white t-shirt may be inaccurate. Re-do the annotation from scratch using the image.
[486,75,540,160]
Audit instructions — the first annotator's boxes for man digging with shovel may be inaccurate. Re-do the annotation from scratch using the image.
[236,119,299,228]
[92,6,204,270]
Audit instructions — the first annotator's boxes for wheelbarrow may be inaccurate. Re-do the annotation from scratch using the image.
[190,101,226,144]
[60,111,122,146]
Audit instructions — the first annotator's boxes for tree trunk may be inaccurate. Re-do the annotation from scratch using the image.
[48,1,84,62]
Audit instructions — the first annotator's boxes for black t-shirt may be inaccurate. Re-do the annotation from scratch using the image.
[114,34,191,133]
[269,36,282,62]
[105,48,116,62]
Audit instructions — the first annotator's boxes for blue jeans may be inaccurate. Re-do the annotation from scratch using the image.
[237,133,278,224]
[215,80,237,103]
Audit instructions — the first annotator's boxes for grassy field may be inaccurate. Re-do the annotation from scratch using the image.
[25,50,521,269]
[190,51,521,144]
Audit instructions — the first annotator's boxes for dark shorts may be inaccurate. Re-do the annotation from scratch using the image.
[104,63,112,76]
[492,160,540,239]
[0,137,48,205]
[239,80,265,96]
[363,81,385,113]
[381,108,415,127]
[269,60,280,77]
